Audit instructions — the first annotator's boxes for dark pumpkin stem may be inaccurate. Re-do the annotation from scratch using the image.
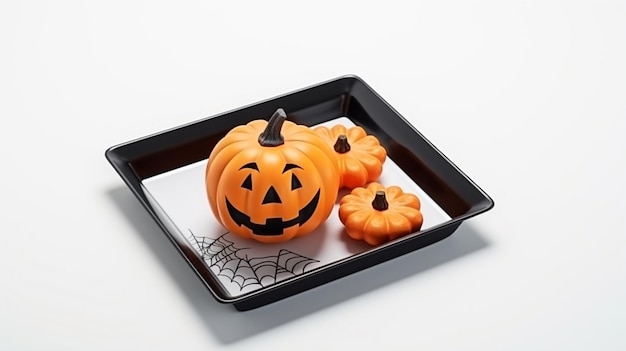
[258,108,287,147]
[371,191,389,211]
[334,134,351,153]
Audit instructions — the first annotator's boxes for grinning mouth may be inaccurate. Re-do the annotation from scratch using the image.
[225,189,320,236]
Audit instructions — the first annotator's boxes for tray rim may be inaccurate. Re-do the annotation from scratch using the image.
[105,74,495,307]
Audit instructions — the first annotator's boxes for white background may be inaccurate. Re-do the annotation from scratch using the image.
[1,1,624,350]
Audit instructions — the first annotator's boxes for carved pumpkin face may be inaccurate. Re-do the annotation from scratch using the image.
[206,109,340,243]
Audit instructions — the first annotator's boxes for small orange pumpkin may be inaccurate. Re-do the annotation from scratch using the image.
[313,124,386,189]
[338,182,423,246]
[206,108,340,243]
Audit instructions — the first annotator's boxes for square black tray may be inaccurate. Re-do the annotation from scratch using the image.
[105,74,494,311]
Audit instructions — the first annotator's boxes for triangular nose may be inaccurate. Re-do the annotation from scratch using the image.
[262,186,282,204]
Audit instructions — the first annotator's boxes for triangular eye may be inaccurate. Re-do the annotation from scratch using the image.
[291,174,302,190]
[241,174,253,190]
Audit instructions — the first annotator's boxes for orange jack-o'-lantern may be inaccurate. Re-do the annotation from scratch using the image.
[206,109,340,243]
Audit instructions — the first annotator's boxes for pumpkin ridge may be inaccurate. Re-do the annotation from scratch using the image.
[282,145,308,226]
[345,126,366,140]
[330,124,348,136]
[209,137,255,164]
[350,151,384,166]
[287,143,319,177]
[312,126,332,140]
[213,148,261,221]
[289,134,339,181]
[283,141,335,234]
[387,205,422,226]
[338,203,363,214]
[342,157,368,181]
[386,211,411,226]
[396,196,419,207]
[208,142,257,216]
[363,212,388,240]
[339,194,362,207]
[384,186,404,199]
[344,209,372,238]
[392,194,421,209]
[364,184,384,197]
[352,135,381,145]
[354,148,386,164]
[391,204,422,215]
[361,211,376,233]
[352,145,386,160]
[350,138,376,147]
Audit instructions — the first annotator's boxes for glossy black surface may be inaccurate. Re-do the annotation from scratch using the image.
[105,74,494,311]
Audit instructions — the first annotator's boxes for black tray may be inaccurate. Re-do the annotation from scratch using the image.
[105,75,494,311]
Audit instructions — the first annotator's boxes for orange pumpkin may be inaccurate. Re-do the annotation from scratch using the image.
[313,124,386,189]
[338,182,423,246]
[206,108,340,243]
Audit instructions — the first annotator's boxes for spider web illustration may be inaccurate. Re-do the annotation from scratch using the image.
[186,230,319,291]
